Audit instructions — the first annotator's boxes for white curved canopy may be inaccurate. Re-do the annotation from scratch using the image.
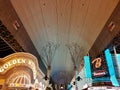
[10,0,119,84]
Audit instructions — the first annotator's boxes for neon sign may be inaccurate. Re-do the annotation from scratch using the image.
[91,56,108,78]
[0,59,26,72]
[0,58,36,78]
[92,58,102,68]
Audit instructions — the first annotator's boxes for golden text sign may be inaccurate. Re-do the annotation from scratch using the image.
[0,58,36,78]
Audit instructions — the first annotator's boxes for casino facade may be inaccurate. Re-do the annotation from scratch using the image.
[0,52,45,90]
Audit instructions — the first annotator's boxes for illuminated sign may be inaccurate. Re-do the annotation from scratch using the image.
[92,58,102,68]
[84,49,119,86]
[93,70,106,77]
[91,57,108,78]
[88,86,107,89]
[105,49,119,86]
[84,56,92,78]
[88,86,120,90]
[0,58,36,78]
[0,59,26,72]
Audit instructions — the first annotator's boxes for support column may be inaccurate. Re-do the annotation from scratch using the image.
[46,65,51,87]
[75,65,78,90]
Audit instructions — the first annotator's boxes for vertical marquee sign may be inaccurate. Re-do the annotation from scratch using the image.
[91,55,109,78]
[84,56,92,78]
[84,49,119,86]
[104,49,119,86]
[84,54,109,79]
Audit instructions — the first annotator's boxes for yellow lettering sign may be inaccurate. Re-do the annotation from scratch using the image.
[0,58,36,75]
[92,58,102,68]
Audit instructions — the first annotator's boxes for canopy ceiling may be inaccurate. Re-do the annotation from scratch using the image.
[10,0,119,84]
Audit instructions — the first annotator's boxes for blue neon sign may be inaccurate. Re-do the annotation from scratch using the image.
[84,56,92,78]
[104,49,119,86]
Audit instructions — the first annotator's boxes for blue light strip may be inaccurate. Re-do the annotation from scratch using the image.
[104,49,119,86]
[67,83,72,90]
[116,54,120,78]
[110,75,119,86]
[93,77,110,83]
[84,56,92,78]
[116,54,120,67]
